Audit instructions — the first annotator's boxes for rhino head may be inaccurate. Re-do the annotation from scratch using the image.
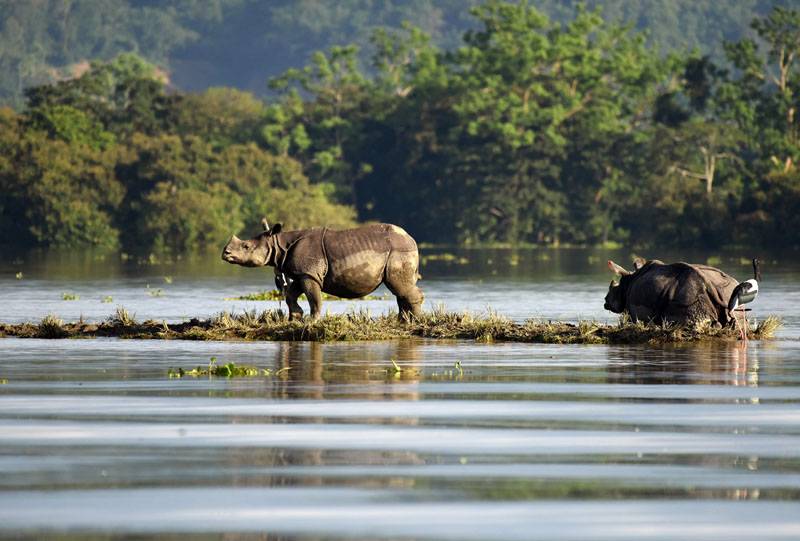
[221,218,282,267]
[603,258,646,313]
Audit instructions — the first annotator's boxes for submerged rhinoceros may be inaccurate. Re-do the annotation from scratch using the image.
[222,220,424,319]
[603,258,739,325]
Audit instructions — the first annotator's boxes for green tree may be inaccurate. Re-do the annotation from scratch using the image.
[24,53,173,137]
[266,45,370,201]
[446,2,665,244]
[171,87,265,148]
[6,130,124,248]
[122,134,355,252]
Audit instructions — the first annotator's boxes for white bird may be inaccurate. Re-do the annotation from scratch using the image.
[728,258,760,340]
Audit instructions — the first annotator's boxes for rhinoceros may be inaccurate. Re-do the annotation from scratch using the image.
[222,220,424,319]
[603,258,739,325]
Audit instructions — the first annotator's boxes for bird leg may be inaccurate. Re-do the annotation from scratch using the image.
[743,311,749,342]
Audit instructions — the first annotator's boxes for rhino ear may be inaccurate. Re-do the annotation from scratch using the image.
[270,223,283,236]
[633,257,646,271]
[607,260,631,276]
[261,217,270,231]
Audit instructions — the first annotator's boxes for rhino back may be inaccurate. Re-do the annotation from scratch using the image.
[323,224,416,297]
[626,263,723,323]
[691,264,739,306]
[324,224,391,259]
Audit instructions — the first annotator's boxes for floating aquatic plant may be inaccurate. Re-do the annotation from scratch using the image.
[420,252,469,265]
[61,292,79,301]
[168,357,291,378]
[146,285,164,297]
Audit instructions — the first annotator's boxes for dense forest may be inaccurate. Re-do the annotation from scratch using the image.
[1,1,799,252]
[1,0,791,107]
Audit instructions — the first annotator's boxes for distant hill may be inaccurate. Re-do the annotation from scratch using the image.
[0,0,790,107]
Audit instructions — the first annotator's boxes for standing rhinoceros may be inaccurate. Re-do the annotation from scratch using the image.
[222,220,424,319]
[603,258,739,325]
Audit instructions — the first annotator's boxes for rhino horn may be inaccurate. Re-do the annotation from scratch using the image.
[231,234,241,242]
[607,260,631,276]
[261,217,270,231]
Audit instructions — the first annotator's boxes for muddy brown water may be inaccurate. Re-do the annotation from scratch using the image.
[1,248,799,540]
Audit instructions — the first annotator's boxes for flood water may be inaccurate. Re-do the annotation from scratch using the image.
[1,248,800,540]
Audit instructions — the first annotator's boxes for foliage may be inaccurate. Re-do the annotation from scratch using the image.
[0,0,785,108]
[0,53,354,252]
[1,128,125,248]
[1,4,800,251]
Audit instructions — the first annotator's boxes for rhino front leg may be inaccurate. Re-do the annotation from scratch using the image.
[285,280,304,321]
[298,276,323,320]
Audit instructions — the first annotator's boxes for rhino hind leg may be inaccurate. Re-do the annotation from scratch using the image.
[384,251,424,319]
[285,280,305,320]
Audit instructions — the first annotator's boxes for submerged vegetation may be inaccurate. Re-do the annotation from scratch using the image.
[0,308,781,345]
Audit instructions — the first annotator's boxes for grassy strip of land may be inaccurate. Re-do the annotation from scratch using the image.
[0,308,781,344]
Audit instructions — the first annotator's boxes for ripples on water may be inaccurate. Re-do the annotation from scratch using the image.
[1,249,799,540]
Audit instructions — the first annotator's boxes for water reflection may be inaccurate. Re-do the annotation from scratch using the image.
[604,341,764,387]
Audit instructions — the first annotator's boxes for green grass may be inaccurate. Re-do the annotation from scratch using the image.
[0,307,782,344]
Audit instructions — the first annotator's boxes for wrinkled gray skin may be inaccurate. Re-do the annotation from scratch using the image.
[604,259,739,325]
[222,221,424,320]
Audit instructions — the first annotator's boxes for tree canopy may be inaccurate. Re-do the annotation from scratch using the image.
[1,2,799,252]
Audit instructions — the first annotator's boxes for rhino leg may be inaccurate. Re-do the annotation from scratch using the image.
[285,280,305,320]
[298,276,323,320]
[384,251,424,319]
